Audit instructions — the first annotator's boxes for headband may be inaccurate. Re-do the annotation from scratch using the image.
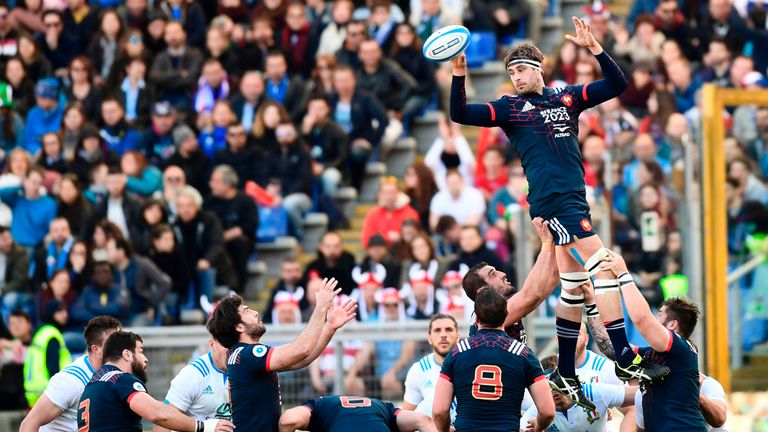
[506,58,542,71]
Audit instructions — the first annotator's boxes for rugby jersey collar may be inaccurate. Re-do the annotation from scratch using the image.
[84,355,96,374]
[208,351,225,375]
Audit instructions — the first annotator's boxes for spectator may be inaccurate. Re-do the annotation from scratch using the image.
[335,19,366,69]
[733,73,767,146]
[439,270,472,322]
[159,165,186,221]
[402,255,445,320]
[66,240,91,294]
[94,167,142,240]
[157,0,207,48]
[264,259,309,324]
[252,100,290,153]
[316,0,353,57]
[0,310,32,410]
[204,28,241,86]
[638,90,677,143]
[623,133,672,190]
[329,65,388,191]
[0,168,58,250]
[37,132,69,176]
[173,185,238,298]
[402,231,446,286]
[428,169,486,230]
[140,101,185,166]
[410,0,462,41]
[475,147,508,201]
[281,3,312,76]
[99,98,142,156]
[214,123,259,188]
[432,215,460,258]
[238,16,275,73]
[729,55,755,90]
[0,5,19,67]
[61,103,89,159]
[362,233,402,289]
[62,0,99,55]
[746,106,768,178]
[652,0,695,60]
[361,177,420,247]
[450,225,504,272]
[71,127,120,187]
[64,56,103,120]
[351,260,386,321]
[613,14,664,64]
[263,121,313,240]
[463,0,528,40]
[37,10,76,72]
[696,37,732,87]
[4,57,36,117]
[369,0,399,51]
[404,162,438,233]
[389,22,436,129]
[301,94,348,198]
[149,21,204,110]
[194,59,230,116]
[666,59,702,113]
[90,219,123,261]
[37,270,78,330]
[87,9,124,85]
[115,57,151,127]
[0,148,31,190]
[263,50,307,121]
[391,218,422,261]
[148,224,190,323]
[69,261,130,326]
[309,329,365,394]
[198,101,234,159]
[697,0,745,59]
[133,199,168,255]
[23,78,63,155]
[31,217,74,289]
[23,300,71,407]
[270,291,304,325]
[303,231,356,295]
[0,206,31,320]
[728,157,768,204]
[425,115,475,190]
[231,71,265,131]
[487,163,528,229]
[620,63,655,118]
[166,125,212,194]
[121,151,163,197]
[16,34,51,85]
[0,84,24,153]
[106,236,171,326]
[206,165,258,294]
[658,113,690,165]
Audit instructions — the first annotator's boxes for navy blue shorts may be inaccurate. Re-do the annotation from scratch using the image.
[529,191,596,246]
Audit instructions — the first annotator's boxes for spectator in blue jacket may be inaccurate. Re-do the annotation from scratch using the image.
[69,261,130,326]
[99,98,142,155]
[22,78,63,155]
[0,168,58,250]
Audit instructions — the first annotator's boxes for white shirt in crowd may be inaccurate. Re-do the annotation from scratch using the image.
[429,185,486,226]
[164,351,231,420]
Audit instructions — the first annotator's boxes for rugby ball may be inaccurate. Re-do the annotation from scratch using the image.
[422,25,471,63]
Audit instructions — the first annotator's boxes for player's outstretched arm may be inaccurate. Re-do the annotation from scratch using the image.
[528,379,555,431]
[18,394,64,432]
[506,218,558,326]
[600,251,671,352]
[287,297,358,370]
[432,375,453,432]
[129,392,234,432]
[270,277,339,372]
[396,410,438,432]
[278,406,311,432]
[448,53,500,127]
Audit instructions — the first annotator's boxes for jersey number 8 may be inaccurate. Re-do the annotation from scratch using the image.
[471,365,503,400]
[340,396,372,408]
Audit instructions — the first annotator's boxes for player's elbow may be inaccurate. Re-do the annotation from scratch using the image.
[278,410,306,432]
[708,406,727,427]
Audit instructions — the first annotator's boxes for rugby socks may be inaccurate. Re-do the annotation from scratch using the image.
[556,317,581,377]
[605,318,636,366]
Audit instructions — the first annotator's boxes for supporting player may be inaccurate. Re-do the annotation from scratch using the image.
[278,395,437,432]
[77,331,234,432]
[450,16,669,408]
[20,316,122,432]
[403,313,460,417]
[521,354,637,432]
[432,289,555,432]
[153,338,231,432]
[635,373,728,431]
[206,278,357,431]
[600,250,708,430]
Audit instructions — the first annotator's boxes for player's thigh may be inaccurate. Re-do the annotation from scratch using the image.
[555,245,585,273]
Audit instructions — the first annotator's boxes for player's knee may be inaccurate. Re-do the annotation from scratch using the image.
[593,277,620,296]
[560,272,590,290]
[584,247,610,276]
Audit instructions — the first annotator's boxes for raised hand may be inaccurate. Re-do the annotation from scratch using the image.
[565,16,602,54]
[327,298,358,330]
[532,217,554,243]
[314,277,341,309]
[598,249,629,277]
[451,53,467,76]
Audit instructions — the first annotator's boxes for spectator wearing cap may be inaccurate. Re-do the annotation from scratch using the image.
[22,78,63,155]
[350,260,387,321]
[0,204,32,321]
[361,177,419,248]
[99,97,142,156]
[94,166,142,240]
[149,21,204,111]
[115,57,150,127]
[37,10,77,72]
[140,101,182,166]
[205,165,258,294]
[362,233,401,288]
[271,291,303,325]
[0,83,24,152]
[402,259,444,320]
[264,259,309,324]
[0,167,57,250]
[439,270,472,322]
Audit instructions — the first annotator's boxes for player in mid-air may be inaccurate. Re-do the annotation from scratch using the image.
[278,395,437,432]
[153,338,231,432]
[206,277,357,431]
[600,250,708,430]
[432,289,555,432]
[77,331,233,432]
[403,313,460,417]
[20,316,122,432]
[450,16,669,407]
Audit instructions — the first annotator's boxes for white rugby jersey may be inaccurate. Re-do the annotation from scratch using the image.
[521,383,625,432]
[576,350,622,386]
[41,354,96,432]
[635,376,727,432]
[164,352,231,420]
[404,353,441,417]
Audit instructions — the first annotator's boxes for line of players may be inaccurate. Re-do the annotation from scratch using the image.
[18,217,728,432]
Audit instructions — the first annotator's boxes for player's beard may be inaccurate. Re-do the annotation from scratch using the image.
[432,342,452,358]
[245,321,266,339]
[132,358,149,383]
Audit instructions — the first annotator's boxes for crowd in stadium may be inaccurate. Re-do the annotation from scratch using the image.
[0,0,765,427]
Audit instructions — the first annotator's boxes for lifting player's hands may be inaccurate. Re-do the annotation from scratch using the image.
[598,249,629,277]
[532,217,554,243]
[314,277,342,310]
[521,418,537,432]
[565,16,602,54]
[582,280,596,304]
[451,53,467,76]
[201,418,235,432]
[326,297,358,330]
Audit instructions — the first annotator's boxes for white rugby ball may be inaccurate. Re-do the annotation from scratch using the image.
[422,25,471,63]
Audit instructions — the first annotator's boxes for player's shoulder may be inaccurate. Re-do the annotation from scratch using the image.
[417,354,439,372]
[59,356,95,387]
[227,342,271,365]
[187,352,216,379]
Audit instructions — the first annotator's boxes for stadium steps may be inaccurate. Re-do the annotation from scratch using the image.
[361,162,388,203]
[413,111,442,154]
[301,212,329,253]
[334,186,359,222]
[386,137,417,178]
[732,364,768,391]
[256,236,299,279]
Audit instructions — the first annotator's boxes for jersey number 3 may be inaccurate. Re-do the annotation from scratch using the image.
[340,396,372,408]
[78,399,91,432]
[471,365,503,400]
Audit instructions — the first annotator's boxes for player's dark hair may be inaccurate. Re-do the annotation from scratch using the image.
[661,297,700,339]
[207,295,244,348]
[540,354,558,372]
[474,289,508,328]
[84,316,122,353]
[428,313,458,333]
[462,261,489,301]
[103,331,143,362]
[504,42,544,69]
